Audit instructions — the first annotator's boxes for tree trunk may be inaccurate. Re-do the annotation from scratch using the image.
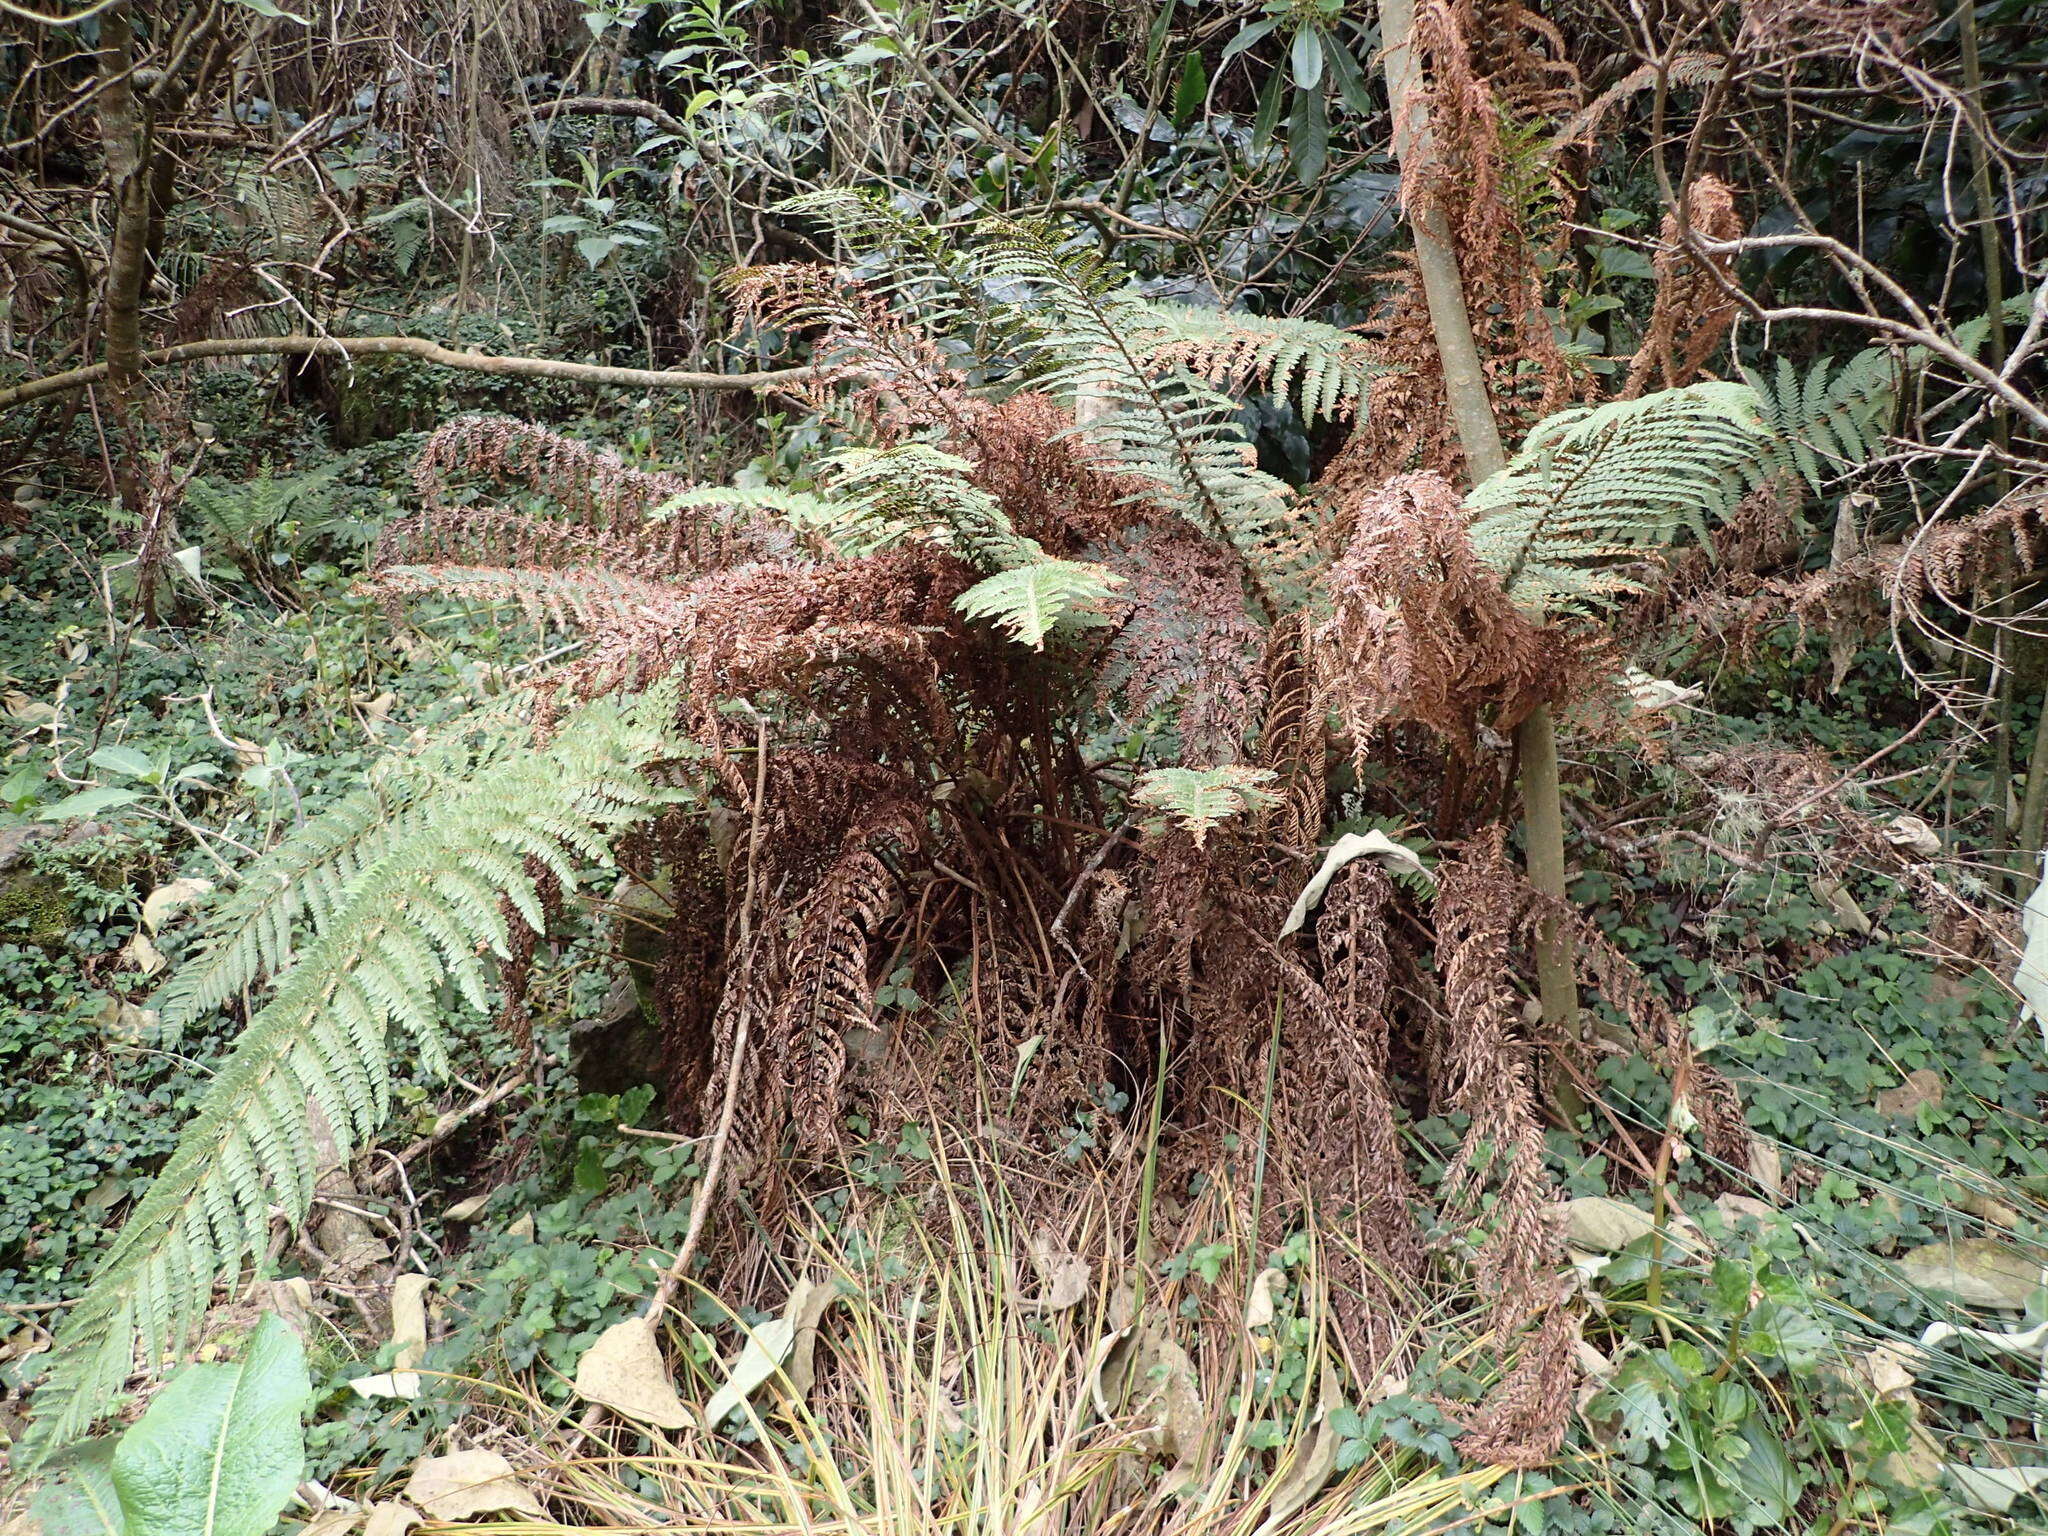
[1377,0,1578,1039]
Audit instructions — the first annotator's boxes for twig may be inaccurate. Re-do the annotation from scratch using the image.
[0,335,825,412]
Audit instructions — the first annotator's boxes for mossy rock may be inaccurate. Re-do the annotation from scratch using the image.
[0,872,73,946]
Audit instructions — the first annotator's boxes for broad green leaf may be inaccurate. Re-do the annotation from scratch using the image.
[111,1313,311,1536]
[1323,35,1375,115]
[1172,53,1207,128]
[1289,27,1325,91]
[1252,67,1287,150]
[31,1441,124,1536]
[87,745,154,780]
[1220,17,1278,62]
[39,786,144,821]
[1288,84,1328,184]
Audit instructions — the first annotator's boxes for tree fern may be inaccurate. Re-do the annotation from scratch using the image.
[821,443,1035,565]
[1129,301,1379,424]
[1133,765,1280,843]
[972,221,1295,599]
[774,188,999,348]
[1464,355,1899,616]
[955,559,1122,648]
[22,694,687,1460]
[1464,383,1774,613]
[821,442,1119,644]
[1741,347,1895,495]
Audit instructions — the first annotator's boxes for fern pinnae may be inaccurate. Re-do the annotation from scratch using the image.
[156,700,531,1032]
[24,696,686,1461]
[974,223,1292,606]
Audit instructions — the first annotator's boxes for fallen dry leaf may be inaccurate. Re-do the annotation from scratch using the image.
[141,876,214,934]
[575,1315,690,1429]
[361,1503,421,1536]
[404,1452,544,1521]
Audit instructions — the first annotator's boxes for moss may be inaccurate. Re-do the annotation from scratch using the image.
[0,873,73,948]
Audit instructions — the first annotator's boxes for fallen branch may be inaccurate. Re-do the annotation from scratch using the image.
[513,95,688,137]
[0,334,823,412]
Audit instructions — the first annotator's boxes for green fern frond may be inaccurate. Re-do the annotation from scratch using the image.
[821,442,1037,568]
[23,695,688,1461]
[1464,383,1779,614]
[1130,301,1380,424]
[1467,357,1900,615]
[972,221,1295,593]
[187,462,349,551]
[774,188,994,340]
[154,701,531,1032]
[1742,348,1895,494]
[1133,765,1281,844]
[955,559,1123,648]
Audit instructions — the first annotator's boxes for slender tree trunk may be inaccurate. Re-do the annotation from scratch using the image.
[1378,0,1578,1039]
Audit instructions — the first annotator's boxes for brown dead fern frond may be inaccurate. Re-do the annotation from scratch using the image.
[409,415,793,571]
[1312,472,1574,763]
[778,843,900,1151]
[1434,826,1575,1465]
[1096,524,1267,765]
[1622,173,1744,398]
[726,262,972,438]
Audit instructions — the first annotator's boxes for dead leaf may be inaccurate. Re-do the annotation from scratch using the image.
[1884,815,1942,859]
[98,997,158,1043]
[444,1190,496,1222]
[1747,1136,1783,1202]
[1280,831,1431,938]
[703,1280,838,1430]
[1254,1365,1342,1532]
[1088,1315,1205,1493]
[1716,1193,1777,1226]
[2021,852,2048,1052]
[141,876,213,933]
[353,1273,432,1401]
[404,1452,544,1521]
[576,1315,690,1429]
[1243,1268,1285,1332]
[1012,1230,1089,1313]
[3,691,56,725]
[360,1505,420,1536]
[1876,1069,1943,1119]
[1857,1341,1923,1400]
[264,1277,317,1340]
[1962,1189,2023,1229]
[781,1277,840,1402]
[122,931,166,977]
[1810,875,1873,935]
[1944,1463,2048,1515]
[1622,668,1704,712]
[1560,1197,1704,1255]
[294,1512,360,1536]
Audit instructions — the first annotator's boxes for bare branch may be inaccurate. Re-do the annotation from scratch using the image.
[0,335,824,412]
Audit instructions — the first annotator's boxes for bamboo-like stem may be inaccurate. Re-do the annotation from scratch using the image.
[1378,0,1577,1041]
